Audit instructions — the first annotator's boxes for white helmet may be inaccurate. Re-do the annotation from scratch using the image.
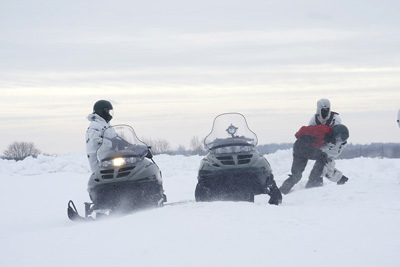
[317,98,331,120]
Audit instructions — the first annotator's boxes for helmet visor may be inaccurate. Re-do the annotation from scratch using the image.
[103,108,113,116]
[102,108,114,122]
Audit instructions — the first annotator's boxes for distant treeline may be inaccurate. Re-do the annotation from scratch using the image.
[2,140,399,160]
[256,143,400,159]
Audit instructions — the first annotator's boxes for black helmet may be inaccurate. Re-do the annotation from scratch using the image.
[93,100,113,122]
[331,124,349,142]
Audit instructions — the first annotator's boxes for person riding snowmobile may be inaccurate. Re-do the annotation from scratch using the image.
[86,100,116,172]
[68,104,163,221]
[309,98,341,127]
[279,124,350,195]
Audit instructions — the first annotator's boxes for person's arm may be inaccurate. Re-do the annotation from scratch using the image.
[321,137,347,158]
[308,115,317,126]
[333,114,342,125]
[87,128,103,149]
[86,128,103,172]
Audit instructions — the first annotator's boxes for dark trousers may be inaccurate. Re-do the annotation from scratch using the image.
[290,138,327,184]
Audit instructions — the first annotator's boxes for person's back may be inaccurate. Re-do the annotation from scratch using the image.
[309,98,341,126]
[86,100,114,172]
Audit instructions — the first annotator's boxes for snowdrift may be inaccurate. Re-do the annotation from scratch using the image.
[0,151,400,267]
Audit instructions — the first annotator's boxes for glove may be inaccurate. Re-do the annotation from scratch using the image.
[337,175,349,185]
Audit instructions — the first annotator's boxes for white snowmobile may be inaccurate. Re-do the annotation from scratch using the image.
[68,125,166,221]
[195,113,282,204]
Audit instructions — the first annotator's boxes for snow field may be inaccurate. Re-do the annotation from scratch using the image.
[0,151,399,267]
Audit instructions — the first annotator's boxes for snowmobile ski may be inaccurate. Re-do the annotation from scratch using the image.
[67,200,92,222]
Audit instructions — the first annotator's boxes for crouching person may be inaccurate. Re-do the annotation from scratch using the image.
[279,124,349,195]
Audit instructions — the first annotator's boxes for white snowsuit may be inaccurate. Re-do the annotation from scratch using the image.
[309,113,341,127]
[85,113,116,172]
[320,139,347,182]
[308,99,344,181]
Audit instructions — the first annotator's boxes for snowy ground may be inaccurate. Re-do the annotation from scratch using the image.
[1,150,400,267]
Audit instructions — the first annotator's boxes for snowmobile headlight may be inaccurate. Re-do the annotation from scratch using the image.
[125,156,141,164]
[100,156,141,168]
[112,157,126,167]
[100,160,113,168]
[240,146,253,152]
[214,145,254,154]
[215,147,227,154]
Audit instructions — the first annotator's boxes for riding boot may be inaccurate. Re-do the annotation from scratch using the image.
[337,175,349,185]
[280,175,300,195]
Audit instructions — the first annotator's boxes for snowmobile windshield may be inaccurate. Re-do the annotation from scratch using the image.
[204,113,258,152]
[97,125,149,165]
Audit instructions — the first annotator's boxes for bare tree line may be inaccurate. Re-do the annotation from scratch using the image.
[257,143,400,159]
[141,136,207,156]
[0,136,207,161]
[2,141,41,161]
[2,140,400,161]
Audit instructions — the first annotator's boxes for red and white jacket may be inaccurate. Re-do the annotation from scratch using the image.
[295,125,332,148]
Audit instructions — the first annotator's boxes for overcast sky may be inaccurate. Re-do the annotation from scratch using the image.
[1,0,399,154]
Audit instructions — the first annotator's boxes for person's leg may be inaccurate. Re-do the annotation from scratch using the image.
[305,150,327,188]
[280,140,309,194]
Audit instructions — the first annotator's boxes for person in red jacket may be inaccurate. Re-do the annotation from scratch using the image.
[279,124,349,194]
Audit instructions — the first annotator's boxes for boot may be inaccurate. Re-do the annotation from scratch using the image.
[279,177,296,195]
[305,177,323,188]
[337,175,349,185]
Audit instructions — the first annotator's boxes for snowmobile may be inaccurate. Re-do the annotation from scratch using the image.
[195,113,282,204]
[68,125,166,221]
